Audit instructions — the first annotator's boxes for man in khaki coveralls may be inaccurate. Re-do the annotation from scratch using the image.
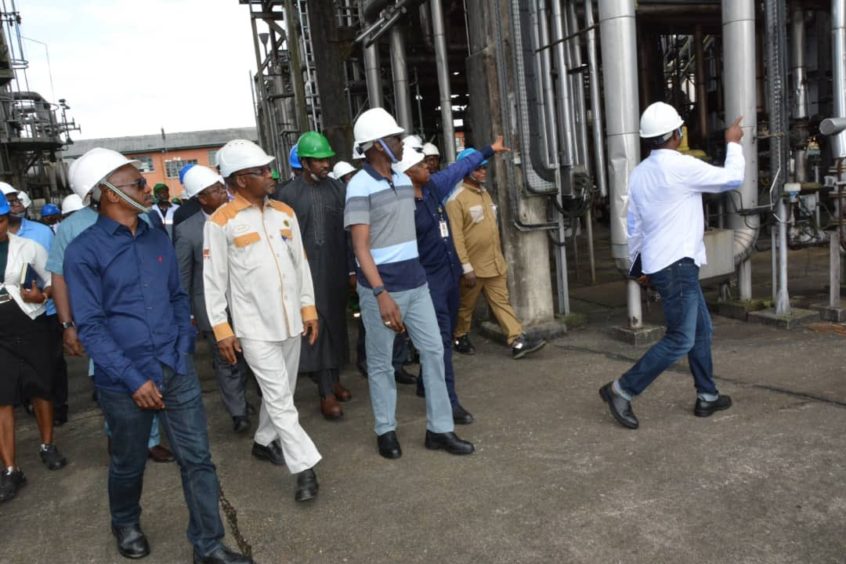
[445,148,546,360]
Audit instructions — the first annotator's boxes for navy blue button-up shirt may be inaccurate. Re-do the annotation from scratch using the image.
[64,215,194,395]
[414,145,493,284]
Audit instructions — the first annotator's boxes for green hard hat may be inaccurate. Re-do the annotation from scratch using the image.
[296,131,335,159]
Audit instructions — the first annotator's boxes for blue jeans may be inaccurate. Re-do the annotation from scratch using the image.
[358,283,454,435]
[97,360,224,556]
[93,358,161,448]
[618,258,718,398]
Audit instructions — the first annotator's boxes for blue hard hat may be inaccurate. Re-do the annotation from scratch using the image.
[457,147,488,167]
[289,145,302,170]
[178,163,197,184]
[41,203,61,217]
[0,191,9,216]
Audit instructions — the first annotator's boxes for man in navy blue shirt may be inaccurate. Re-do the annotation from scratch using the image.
[64,148,250,564]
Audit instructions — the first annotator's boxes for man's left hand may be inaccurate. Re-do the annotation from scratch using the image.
[21,282,46,304]
[303,318,319,346]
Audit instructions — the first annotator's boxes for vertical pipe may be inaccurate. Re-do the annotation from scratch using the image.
[791,4,808,119]
[722,0,759,301]
[531,0,561,169]
[584,0,609,198]
[390,27,414,131]
[694,25,709,144]
[832,0,846,158]
[566,0,590,169]
[363,42,384,107]
[598,0,641,328]
[431,0,456,162]
[551,0,576,168]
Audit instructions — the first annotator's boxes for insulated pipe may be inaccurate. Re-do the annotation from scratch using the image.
[531,0,561,170]
[363,41,384,107]
[584,0,608,198]
[832,0,846,158]
[431,0,456,162]
[566,0,590,170]
[389,27,414,131]
[598,0,641,328]
[722,0,759,301]
[790,4,808,119]
[694,25,709,142]
[551,0,577,169]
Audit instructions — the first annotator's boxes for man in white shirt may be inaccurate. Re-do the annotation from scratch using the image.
[203,139,321,502]
[600,102,745,430]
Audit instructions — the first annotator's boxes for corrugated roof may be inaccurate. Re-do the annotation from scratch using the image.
[63,126,258,158]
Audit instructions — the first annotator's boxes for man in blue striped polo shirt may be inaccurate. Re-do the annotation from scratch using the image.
[345,108,474,459]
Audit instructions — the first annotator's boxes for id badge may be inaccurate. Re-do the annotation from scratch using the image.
[439,219,450,239]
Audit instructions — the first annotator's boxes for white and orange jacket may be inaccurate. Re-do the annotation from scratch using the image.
[203,193,316,343]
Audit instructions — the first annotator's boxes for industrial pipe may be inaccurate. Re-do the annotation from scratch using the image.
[529,0,561,171]
[389,27,414,130]
[566,0,590,170]
[832,0,846,158]
[722,0,759,301]
[431,0,456,162]
[598,0,642,328]
[551,0,577,170]
[584,0,608,198]
[790,4,808,119]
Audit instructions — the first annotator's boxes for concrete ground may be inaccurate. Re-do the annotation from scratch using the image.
[2,240,846,563]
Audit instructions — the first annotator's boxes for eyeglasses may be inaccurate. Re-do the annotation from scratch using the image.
[235,166,272,178]
[110,177,148,191]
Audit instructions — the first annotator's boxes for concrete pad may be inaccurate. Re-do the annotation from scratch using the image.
[747,307,820,329]
[609,324,664,346]
[811,303,846,322]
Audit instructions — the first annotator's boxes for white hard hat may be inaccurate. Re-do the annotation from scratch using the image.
[18,191,31,209]
[332,161,356,179]
[181,165,224,199]
[639,102,684,138]
[353,108,405,148]
[352,145,365,161]
[217,139,275,178]
[422,143,440,157]
[393,137,425,174]
[0,182,17,196]
[61,194,85,215]
[69,148,141,203]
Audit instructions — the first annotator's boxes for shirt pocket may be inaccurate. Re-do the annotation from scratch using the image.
[468,205,485,224]
[233,232,261,248]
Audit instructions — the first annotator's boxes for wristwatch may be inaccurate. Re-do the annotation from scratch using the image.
[373,285,386,297]
[60,320,75,330]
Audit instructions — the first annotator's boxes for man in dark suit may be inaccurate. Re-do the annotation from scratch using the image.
[174,165,252,433]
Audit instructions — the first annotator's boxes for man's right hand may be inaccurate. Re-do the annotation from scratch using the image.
[463,272,477,288]
[218,336,242,365]
[132,380,165,410]
[725,116,744,144]
[377,292,404,333]
[63,327,85,356]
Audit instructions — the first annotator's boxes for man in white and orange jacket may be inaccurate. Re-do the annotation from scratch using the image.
[203,139,321,503]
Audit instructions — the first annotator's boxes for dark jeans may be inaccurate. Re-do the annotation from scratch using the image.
[618,258,718,398]
[418,273,461,406]
[97,360,224,556]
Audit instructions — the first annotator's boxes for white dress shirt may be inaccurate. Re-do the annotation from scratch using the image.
[1,233,52,319]
[203,193,316,342]
[627,142,745,275]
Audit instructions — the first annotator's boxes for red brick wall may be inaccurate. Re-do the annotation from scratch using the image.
[127,146,223,197]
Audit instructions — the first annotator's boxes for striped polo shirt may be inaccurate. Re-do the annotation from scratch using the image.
[344,163,427,291]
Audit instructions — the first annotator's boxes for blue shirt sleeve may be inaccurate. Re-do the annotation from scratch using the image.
[428,145,494,203]
[64,239,150,393]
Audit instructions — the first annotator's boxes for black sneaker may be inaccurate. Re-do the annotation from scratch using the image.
[0,468,26,502]
[511,334,546,359]
[40,444,68,470]
[454,334,475,355]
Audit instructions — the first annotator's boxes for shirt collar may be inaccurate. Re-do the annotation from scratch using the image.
[231,191,274,212]
[363,162,397,183]
[462,181,484,194]
[96,213,150,236]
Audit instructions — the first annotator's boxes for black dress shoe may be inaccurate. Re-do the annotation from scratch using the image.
[394,366,417,385]
[694,394,733,417]
[112,524,150,559]
[424,431,475,455]
[193,544,253,564]
[452,404,474,425]
[295,468,319,502]
[252,440,285,466]
[232,416,251,434]
[377,431,402,459]
[599,382,639,429]
[454,334,475,355]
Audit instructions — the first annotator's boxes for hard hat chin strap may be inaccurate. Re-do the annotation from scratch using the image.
[101,180,151,213]
[377,139,399,164]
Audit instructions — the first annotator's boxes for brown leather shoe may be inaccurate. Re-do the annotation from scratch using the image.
[320,396,343,420]
[333,382,352,402]
[148,445,175,463]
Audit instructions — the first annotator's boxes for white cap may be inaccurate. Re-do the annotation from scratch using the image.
[61,194,85,215]
[217,139,275,178]
[352,145,365,161]
[639,102,684,138]
[353,108,405,148]
[332,161,356,180]
[18,191,31,209]
[393,137,425,174]
[69,148,141,203]
[422,143,440,157]
[181,165,224,199]
[0,182,17,196]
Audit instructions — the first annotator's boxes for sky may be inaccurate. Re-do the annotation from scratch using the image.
[14,0,259,140]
